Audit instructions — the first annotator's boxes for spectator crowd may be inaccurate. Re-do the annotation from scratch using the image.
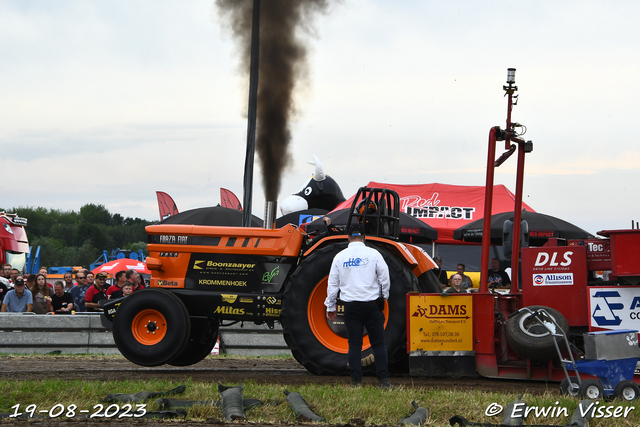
[0,262,146,314]
[1,255,512,312]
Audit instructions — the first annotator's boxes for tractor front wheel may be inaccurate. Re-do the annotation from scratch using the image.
[112,288,190,366]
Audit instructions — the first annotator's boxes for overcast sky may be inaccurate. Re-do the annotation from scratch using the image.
[2,1,639,236]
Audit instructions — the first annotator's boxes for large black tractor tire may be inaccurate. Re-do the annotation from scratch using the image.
[112,288,191,367]
[168,317,220,366]
[281,242,417,376]
[506,305,569,362]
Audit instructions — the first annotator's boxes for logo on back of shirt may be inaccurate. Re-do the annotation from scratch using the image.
[343,257,369,269]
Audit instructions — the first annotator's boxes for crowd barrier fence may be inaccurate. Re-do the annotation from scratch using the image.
[0,313,291,357]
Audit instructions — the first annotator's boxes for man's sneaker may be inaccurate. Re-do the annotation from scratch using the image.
[379,378,394,390]
[351,379,362,388]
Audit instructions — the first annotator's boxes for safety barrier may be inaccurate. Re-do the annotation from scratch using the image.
[0,313,291,356]
[0,313,118,355]
[219,322,291,356]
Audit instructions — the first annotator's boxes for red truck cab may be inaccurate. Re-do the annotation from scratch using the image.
[0,212,29,272]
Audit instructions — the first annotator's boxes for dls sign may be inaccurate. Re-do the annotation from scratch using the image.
[534,251,573,267]
[522,245,588,326]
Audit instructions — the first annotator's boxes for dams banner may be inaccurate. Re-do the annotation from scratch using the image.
[334,182,535,244]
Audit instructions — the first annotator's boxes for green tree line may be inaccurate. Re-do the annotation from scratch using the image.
[2,204,155,269]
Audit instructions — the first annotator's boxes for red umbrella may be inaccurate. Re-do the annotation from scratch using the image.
[91,259,150,276]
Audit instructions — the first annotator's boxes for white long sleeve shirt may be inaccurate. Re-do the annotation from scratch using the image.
[324,242,391,311]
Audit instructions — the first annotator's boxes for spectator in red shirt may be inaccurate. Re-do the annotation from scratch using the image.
[110,281,133,299]
[85,272,108,312]
[106,270,126,299]
[125,269,145,291]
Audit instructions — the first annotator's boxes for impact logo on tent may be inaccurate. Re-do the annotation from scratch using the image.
[401,193,475,220]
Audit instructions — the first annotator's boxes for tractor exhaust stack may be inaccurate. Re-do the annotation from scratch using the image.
[264,201,277,229]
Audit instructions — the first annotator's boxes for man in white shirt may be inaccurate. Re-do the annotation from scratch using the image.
[324,223,393,389]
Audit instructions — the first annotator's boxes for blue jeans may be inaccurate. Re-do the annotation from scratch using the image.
[343,300,388,381]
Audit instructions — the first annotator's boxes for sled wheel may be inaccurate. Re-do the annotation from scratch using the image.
[168,317,220,366]
[614,380,640,401]
[506,305,569,361]
[580,379,605,399]
[282,242,416,375]
[112,288,190,366]
[560,376,580,397]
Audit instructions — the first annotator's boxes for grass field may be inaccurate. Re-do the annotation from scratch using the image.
[1,376,639,426]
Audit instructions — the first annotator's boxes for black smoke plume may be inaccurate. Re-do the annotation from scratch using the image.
[216,0,330,201]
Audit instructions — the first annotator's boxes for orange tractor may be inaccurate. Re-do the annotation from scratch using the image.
[104,187,441,373]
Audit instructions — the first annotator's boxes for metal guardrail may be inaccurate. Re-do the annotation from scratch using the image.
[0,313,291,356]
[0,313,118,355]
[219,322,291,356]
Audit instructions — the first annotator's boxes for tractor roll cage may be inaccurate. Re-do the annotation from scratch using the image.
[346,187,400,240]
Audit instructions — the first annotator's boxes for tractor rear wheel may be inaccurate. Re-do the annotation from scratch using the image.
[282,242,416,375]
[506,305,569,362]
[168,317,219,366]
[112,288,190,366]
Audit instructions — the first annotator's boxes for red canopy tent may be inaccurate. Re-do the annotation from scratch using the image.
[333,182,535,244]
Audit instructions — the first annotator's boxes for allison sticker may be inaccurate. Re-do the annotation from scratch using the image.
[532,273,574,286]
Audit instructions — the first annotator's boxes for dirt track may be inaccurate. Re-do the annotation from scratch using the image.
[0,355,555,393]
[0,356,558,426]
